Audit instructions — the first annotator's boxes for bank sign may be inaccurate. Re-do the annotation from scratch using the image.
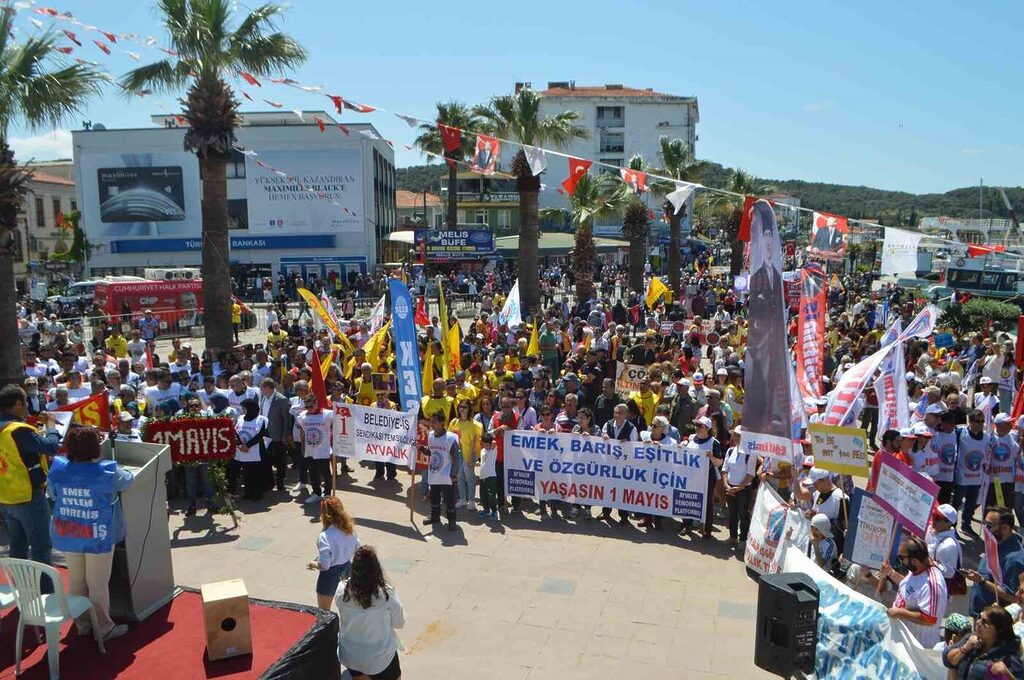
[414,229,495,260]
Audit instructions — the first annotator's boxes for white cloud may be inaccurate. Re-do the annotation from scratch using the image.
[803,101,835,112]
[960,147,984,156]
[9,129,73,162]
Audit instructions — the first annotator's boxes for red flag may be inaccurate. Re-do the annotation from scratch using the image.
[144,344,153,370]
[438,124,461,153]
[239,71,261,87]
[415,297,430,327]
[56,46,73,54]
[309,349,332,410]
[264,99,283,109]
[327,95,343,113]
[56,392,110,430]
[35,7,60,16]
[93,39,111,55]
[174,115,188,126]
[315,117,326,133]
[242,91,254,102]
[418,239,427,265]
[967,244,1006,257]
[102,32,117,43]
[737,195,756,242]
[561,157,592,196]
[337,124,350,136]
[62,30,81,46]
[620,168,647,193]
[342,99,375,113]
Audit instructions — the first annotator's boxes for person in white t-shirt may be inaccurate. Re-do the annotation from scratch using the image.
[879,536,948,648]
[927,503,962,581]
[423,412,460,530]
[231,398,269,502]
[293,394,335,502]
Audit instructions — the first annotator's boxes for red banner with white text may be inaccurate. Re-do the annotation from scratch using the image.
[795,264,827,414]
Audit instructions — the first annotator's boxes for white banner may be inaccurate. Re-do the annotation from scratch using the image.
[614,362,648,397]
[332,403,418,467]
[497,279,523,328]
[245,148,363,233]
[369,294,386,335]
[780,545,944,679]
[880,227,924,276]
[502,431,708,520]
[743,484,810,575]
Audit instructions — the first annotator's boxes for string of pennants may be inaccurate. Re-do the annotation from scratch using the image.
[231,145,359,218]
[9,1,1019,257]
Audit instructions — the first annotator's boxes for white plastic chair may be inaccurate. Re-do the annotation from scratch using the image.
[0,558,105,680]
[0,580,14,632]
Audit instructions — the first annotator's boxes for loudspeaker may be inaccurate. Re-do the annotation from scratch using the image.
[754,572,819,677]
[201,579,253,661]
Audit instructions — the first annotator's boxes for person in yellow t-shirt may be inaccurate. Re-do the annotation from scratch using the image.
[454,370,480,411]
[104,327,129,359]
[485,355,512,391]
[421,378,455,423]
[450,401,482,510]
[352,363,378,406]
[231,302,242,343]
[628,377,661,426]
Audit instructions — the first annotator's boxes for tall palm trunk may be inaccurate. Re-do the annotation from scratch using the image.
[573,223,596,302]
[200,153,233,353]
[515,151,541,314]
[0,251,21,388]
[667,205,682,293]
[445,153,457,228]
[628,236,645,293]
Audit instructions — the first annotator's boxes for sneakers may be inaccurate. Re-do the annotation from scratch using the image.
[104,624,129,641]
[477,509,489,518]
[455,500,467,509]
[422,517,438,525]
[304,495,323,504]
[466,502,477,511]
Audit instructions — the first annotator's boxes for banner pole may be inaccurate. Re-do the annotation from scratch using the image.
[331,456,337,497]
[409,467,416,522]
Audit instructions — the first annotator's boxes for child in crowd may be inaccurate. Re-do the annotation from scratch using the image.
[477,432,499,521]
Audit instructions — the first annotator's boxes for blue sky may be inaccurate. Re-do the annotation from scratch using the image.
[8,0,1022,194]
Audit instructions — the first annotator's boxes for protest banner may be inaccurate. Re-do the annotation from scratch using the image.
[781,542,945,679]
[332,403,418,468]
[933,332,955,349]
[744,483,810,575]
[142,417,235,464]
[984,526,1003,586]
[872,454,939,537]
[371,373,396,394]
[807,422,869,477]
[502,431,707,520]
[55,392,110,430]
[614,363,647,397]
[843,488,901,570]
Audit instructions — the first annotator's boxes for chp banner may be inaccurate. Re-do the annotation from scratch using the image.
[807,423,869,478]
[142,417,235,463]
[794,263,827,413]
[741,200,794,461]
[614,363,648,397]
[781,543,944,679]
[388,278,422,469]
[872,454,940,538]
[744,483,811,575]
[502,432,708,520]
[332,403,418,467]
[880,227,924,276]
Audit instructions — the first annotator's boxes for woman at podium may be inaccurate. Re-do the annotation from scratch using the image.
[47,426,135,641]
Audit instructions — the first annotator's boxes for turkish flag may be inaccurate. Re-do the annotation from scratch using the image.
[62,30,81,46]
[239,71,261,87]
[737,195,757,242]
[619,168,647,193]
[315,117,326,133]
[438,124,461,153]
[327,95,343,113]
[337,124,350,136]
[56,46,73,54]
[309,349,332,410]
[93,39,111,55]
[415,297,430,327]
[102,32,118,44]
[561,157,592,196]
[342,99,375,113]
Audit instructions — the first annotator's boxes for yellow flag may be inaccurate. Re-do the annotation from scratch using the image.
[297,287,354,354]
[527,320,540,357]
[320,349,333,381]
[438,283,451,380]
[448,323,461,373]
[421,341,435,395]
[645,277,668,308]
[363,321,391,371]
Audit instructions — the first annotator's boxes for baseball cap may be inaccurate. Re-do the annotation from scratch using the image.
[995,413,1012,425]
[676,378,692,388]
[898,427,914,438]
[118,411,134,422]
[693,373,705,384]
[925,403,946,415]
[694,416,712,429]
[716,368,728,377]
[933,503,957,524]
[980,376,994,385]
[807,467,831,483]
[911,423,933,437]
[802,454,815,468]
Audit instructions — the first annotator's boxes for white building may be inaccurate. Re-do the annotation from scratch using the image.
[72,111,396,290]
[531,81,698,220]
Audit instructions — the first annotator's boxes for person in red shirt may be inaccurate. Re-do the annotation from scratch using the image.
[489,396,520,514]
[868,429,908,493]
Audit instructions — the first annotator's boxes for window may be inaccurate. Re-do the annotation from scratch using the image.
[52,197,61,223]
[434,213,443,228]
[70,199,77,212]
[228,199,249,230]
[599,159,624,172]
[596,106,624,127]
[600,131,624,153]
[475,210,487,225]
[457,210,466,224]
[227,149,247,179]
[35,197,44,227]
[497,210,510,229]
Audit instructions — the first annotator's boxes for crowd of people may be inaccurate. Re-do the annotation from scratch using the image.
[8,258,1024,677]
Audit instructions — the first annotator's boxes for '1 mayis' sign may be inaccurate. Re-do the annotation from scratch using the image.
[143,418,235,464]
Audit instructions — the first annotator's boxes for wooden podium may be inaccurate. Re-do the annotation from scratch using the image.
[201,579,253,661]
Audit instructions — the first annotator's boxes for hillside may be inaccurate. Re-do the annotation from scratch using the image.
[396,162,1023,225]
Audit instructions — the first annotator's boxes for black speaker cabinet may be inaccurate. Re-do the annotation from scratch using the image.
[754,572,819,677]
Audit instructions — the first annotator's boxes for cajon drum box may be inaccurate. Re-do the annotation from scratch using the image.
[201,579,253,661]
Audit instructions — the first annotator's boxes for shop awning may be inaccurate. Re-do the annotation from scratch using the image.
[386,230,416,244]
[494,232,629,256]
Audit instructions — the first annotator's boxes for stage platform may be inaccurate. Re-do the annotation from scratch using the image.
[0,587,339,680]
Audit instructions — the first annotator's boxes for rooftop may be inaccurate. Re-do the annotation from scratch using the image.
[396,190,441,208]
[26,171,75,186]
[536,82,693,100]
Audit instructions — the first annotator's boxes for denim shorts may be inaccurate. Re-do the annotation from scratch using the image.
[315,561,350,596]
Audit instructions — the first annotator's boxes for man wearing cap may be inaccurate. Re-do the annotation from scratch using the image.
[722,425,756,545]
[927,504,962,584]
[681,415,722,539]
[911,422,939,479]
[974,376,1000,431]
[989,413,1018,509]
[139,309,159,344]
[113,410,142,441]
[796,467,848,551]
[952,409,994,538]
[689,373,708,408]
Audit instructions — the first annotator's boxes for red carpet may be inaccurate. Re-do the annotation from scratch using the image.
[0,589,317,679]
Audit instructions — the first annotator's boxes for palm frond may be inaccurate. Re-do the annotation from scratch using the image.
[20,64,103,131]
[120,59,190,95]
[230,32,308,76]
[230,3,286,47]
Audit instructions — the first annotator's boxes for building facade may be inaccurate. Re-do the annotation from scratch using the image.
[443,171,519,236]
[72,111,396,290]
[397,190,442,229]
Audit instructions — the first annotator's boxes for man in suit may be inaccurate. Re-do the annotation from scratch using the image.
[259,377,294,492]
[23,378,44,416]
[811,217,845,254]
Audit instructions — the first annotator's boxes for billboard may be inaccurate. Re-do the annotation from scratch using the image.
[78,152,201,238]
[245,148,362,233]
[414,228,494,260]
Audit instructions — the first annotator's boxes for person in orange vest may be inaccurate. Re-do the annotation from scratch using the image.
[0,384,62,583]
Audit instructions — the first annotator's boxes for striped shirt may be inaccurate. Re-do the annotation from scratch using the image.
[893,565,947,648]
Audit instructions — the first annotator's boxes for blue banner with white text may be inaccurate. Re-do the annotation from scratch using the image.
[388,278,422,469]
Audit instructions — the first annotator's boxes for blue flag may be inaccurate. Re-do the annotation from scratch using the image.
[388,278,423,422]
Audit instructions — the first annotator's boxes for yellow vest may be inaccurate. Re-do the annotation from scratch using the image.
[0,421,46,504]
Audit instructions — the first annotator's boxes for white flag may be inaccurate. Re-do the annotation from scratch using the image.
[497,279,524,328]
[292,109,304,122]
[524,146,547,176]
[369,295,386,335]
[880,227,923,276]
[395,113,418,127]
[666,183,697,215]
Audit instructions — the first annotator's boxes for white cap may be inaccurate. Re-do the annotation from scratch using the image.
[694,416,712,429]
[995,413,1012,425]
[934,503,957,524]
[911,422,933,437]
[693,373,705,384]
[980,376,994,385]
[807,467,831,483]
[898,427,914,438]
[925,403,946,415]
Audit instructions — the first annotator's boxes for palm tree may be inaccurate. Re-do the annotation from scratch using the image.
[413,102,479,228]
[474,87,587,313]
[0,7,102,387]
[566,172,625,303]
[651,137,708,294]
[122,0,306,353]
[620,155,651,294]
[706,169,774,274]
